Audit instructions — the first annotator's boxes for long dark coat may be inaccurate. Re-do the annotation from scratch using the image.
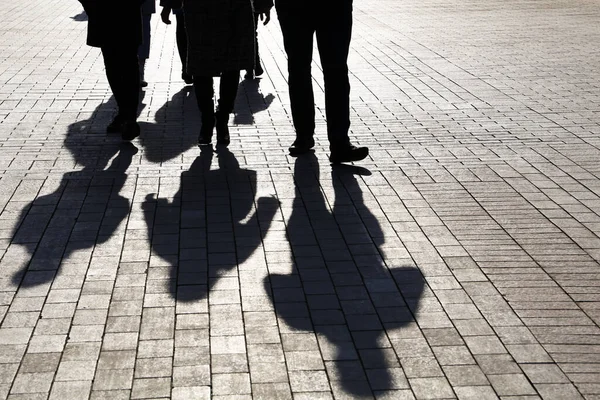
[79,0,144,48]
[162,0,273,77]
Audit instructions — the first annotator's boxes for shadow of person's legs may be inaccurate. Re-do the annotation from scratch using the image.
[265,154,425,397]
[143,146,279,304]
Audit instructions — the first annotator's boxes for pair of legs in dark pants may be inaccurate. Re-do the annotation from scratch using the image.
[246,13,264,78]
[193,71,239,145]
[175,11,192,82]
[277,2,354,152]
[101,44,140,122]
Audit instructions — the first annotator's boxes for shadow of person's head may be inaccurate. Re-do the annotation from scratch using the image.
[233,79,275,125]
[139,86,198,164]
[11,138,138,288]
[143,145,278,304]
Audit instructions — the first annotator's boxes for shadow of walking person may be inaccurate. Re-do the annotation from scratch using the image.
[265,154,425,397]
[233,78,275,125]
[143,146,279,303]
[10,98,137,288]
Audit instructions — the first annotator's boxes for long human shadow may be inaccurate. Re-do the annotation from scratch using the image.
[10,98,137,287]
[265,154,425,397]
[143,146,279,302]
[233,78,275,125]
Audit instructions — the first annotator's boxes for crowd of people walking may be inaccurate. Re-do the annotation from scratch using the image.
[77,0,368,164]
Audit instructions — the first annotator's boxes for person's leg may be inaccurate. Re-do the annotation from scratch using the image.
[102,45,125,123]
[215,70,240,146]
[138,14,152,86]
[277,8,317,154]
[175,11,192,83]
[315,2,352,149]
[245,13,262,80]
[118,44,141,140]
[315,1,367,162]
[101,44,140,139]
[194,76,215,144]
[254,13,264,76]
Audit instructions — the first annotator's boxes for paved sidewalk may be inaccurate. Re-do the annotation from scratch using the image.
[1,0,600,399]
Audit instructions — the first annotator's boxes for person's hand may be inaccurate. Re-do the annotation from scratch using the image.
[259,11,270,25]
[161,7,172,24]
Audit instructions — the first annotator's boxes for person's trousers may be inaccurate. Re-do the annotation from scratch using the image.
[101,44,140,121]
[277,1,353,149]
[193,71,240,115]
[138,14,152,60]
[175,11,188,72]
[253,13,262,72]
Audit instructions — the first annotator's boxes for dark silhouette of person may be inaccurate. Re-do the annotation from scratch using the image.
[233,79,275,125]
[143,147,279,302]
[78,0,143,140]
[265,154,424,396]
[275,0,369,164]
[160,0,273,147]
[11,99,138,288]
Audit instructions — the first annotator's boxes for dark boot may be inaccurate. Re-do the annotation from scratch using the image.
[107,114,125,133]
[215,71,239,147]
[198,112,215,145]
[215,110,230,146]
[194,77,215,145]
[329,145,369,164]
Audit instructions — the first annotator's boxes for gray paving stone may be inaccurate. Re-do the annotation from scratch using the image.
[10,372,54,394]
[131,377,171,399]
[212,373,251,396]
[134,357,173,378]
[289,370,330,392]
[408,377,455,400]
[249,362,289,384]
[453,386,498,400]
[55,360,97,381]
[92,369,134,391]
[488,374,536,396]
[49,381,92,400]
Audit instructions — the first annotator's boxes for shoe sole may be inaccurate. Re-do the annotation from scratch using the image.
[329,149,369,164]
[122,133,140,141]
[289,147,314,156]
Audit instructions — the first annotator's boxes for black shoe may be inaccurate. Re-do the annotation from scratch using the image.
[140,80,148,88]
[215,111,230,146]
[121,121,140,141]
[198,113,215,145]
[289,137,315,156]
[106,115,125,133]
[329,145,369,164]
[182,72,193,85]
[255,65,264,77]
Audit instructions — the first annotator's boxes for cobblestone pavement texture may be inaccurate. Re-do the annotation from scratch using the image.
[0,0,600,399]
